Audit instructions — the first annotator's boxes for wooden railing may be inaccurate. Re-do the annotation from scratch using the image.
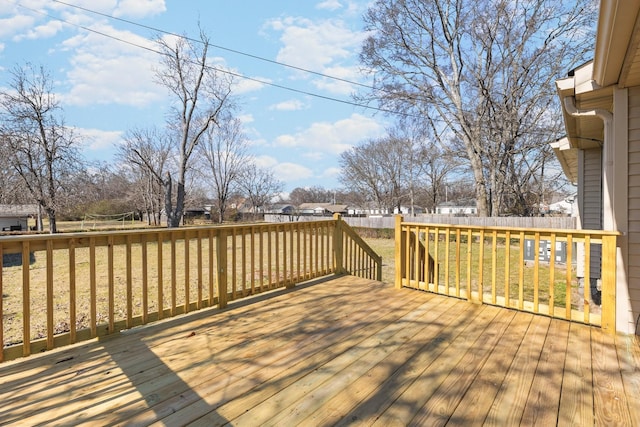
[395,215,620,333]
[0,216,381,362]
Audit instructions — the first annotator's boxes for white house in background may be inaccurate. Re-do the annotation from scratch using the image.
[548,195,576,216]
[0,204,37,231]
[345,206,385,215]
[393,206,426,215]
[552,0,640,334]
[435,201,477,216]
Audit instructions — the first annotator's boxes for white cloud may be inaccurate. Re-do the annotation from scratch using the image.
[302,151,325,161]
[60,26,163,107]
[114,0,166,19]
[0,14,35,39]
[248,136,269,148]
[312,65,364,95]
[275,134,298,147]
[273,113,384,155]
[233,75,269,94]
[17,19,66,41]
[238,114,255,124]
[269,99,307,111]
[254,155,314,185]
[253,155,279,169]
[74,127,123,151]
[321,166,342,179]
[274,162,315,183]
[264,14,369,95]
[316,0,343,11]
[266,16,366,76]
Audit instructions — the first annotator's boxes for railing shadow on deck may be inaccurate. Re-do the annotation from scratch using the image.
[394,214,620,333]
[0,215,381,362]
[0,274,355,425]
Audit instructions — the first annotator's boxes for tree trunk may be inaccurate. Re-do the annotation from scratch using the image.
[37,205,43,232]
[164,171,176,228]
[46,208,57,234]
[464,137,489,217]
[174,181,185,227]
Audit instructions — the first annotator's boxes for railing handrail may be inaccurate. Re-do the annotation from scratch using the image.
[395,215,619,334]
[400,220,621,238]
[1,218,382,362]
[0,220,343,251]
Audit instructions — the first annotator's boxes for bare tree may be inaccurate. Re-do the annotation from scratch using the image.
[416,139,462,213]
[0,63,83,233]
[155,30,234,227]
[0,140,26,205]
[198,115,249,223]
[59,164,136,220]
[339,134,413,213]
[359,0,595,216]
[237,164,284,217]
[288,186,335,206]
[117,127,171,225]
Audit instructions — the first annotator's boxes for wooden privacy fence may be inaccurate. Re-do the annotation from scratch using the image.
[394,215,620,333]
[0,215,381,362]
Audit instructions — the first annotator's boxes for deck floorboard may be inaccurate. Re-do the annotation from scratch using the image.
[0,275,638,426]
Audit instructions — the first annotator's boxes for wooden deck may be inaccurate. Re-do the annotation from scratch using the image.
[1,275,638,426]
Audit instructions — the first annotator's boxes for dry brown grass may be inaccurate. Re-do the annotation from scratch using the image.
[1,223,341,347]
[1,228,578,349]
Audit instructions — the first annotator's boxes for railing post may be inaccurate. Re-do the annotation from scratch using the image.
[217,228,228,309]
[395,214,404,289]
[22,241,30,357]
[0,244,3,363]
[600,234,617,334]
[333,213,344,275]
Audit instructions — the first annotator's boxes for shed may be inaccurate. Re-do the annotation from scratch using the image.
[0,204,37,232]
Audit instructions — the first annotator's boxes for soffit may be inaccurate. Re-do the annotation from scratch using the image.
[550,138,579,185]
[619,17,640,88]
[594,0,640,87]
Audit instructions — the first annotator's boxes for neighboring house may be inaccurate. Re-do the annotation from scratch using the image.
[264,204,295,215]
[297,203,348,216]
[347,206,389,215]
[552,0,640,334]
[435,201,477,216]
[548,196,575,216]
[183,207,206,221]
[0,204,37,231]
[393,205,426,215]
[345,206,425,216]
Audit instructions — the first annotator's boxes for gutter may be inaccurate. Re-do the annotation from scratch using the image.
[562,96,614,231]
[563,96,612,126]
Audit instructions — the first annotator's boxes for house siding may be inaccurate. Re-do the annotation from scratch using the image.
[578,148,603,281]
[581,148,603,229]
[627,86,640,331]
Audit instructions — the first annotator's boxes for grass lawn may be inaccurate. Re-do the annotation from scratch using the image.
[1,227,583,349]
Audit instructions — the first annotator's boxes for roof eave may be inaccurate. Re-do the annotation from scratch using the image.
[550,138,579,185]
[593,0,640,87]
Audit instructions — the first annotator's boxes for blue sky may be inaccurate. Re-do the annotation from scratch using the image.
[0,0,389,195]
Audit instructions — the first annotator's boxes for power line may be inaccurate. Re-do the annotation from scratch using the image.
[10,1,417,118]
[50,0,379,93]
[5,0,568,142]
